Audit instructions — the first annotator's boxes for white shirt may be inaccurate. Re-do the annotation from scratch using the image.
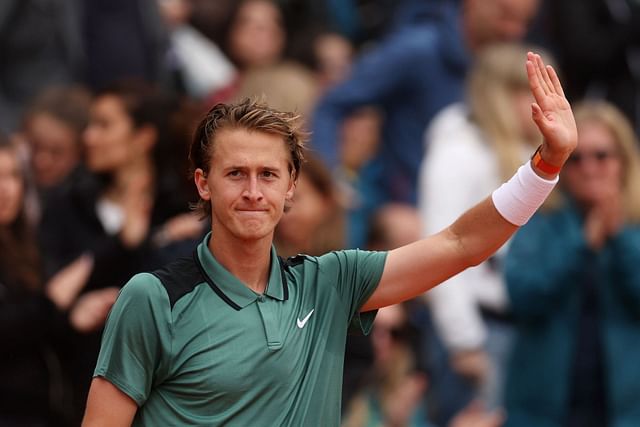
[419,103,524,350]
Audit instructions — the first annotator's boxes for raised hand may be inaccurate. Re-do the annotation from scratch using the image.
[526,52,578,170]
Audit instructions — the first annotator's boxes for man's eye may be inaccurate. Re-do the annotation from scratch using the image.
[262,171,274,178]
[228,170,241,177]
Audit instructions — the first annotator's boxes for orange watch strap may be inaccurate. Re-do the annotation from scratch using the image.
[531,145,561,175]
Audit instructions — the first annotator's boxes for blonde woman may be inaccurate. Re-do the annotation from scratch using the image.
[504,100,640,427]
[419,43,552,409]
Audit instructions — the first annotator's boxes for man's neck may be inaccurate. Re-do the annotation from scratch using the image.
[208,232,273,294]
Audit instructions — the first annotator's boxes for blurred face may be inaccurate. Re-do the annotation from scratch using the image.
[466,0,538,49]
[195,128,295,243]
[229,0,285,68]
[562,120,623,206]
[314,33,353,87]
[372,305,407,364]
[0,149,24,225]
[26,113,80,188]
[83,96,139,173]
[276,173,330,246]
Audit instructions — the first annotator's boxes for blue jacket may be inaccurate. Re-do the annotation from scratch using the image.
[504,202,640,427]
[310,2,468,205]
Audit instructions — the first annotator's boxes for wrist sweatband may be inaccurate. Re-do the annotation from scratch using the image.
[491,161,559,226]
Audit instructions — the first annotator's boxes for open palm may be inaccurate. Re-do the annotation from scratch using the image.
[527,52,578,164]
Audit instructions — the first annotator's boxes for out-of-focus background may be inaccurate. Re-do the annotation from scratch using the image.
[2,0,640,426]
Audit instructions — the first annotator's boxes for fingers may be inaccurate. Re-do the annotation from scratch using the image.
[527,52,566,102]
[530,103,547,127]
[546,65,565,97]
[534,53,555,95]
[526,59,546,103]
[46,253,95,310]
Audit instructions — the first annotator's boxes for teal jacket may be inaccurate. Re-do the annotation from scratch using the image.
[504,202,640,427]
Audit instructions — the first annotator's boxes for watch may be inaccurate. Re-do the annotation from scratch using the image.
[531,145,561,175]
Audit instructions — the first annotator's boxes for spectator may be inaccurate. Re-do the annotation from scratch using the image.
[420,43,552,409]
[0,0,83,133]
[544,0,640,133]
[504,100,640,427]
[341,304,430,427]
[21,86,91,199]
[274,154,344,258]
[0,134,77,426]
[157,0,236,100]
[312,32,354,92]
[311,0,539,247]
[214,0,318,119]
[83,0,170,91]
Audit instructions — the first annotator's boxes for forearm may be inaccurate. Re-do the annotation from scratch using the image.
[448,197,518,268]
[363,198,515,311]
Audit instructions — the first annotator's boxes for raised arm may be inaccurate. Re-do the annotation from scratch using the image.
[362,52,578,311]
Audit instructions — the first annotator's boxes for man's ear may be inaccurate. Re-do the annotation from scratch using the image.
[194,168,211,200]
[285,174,297,201]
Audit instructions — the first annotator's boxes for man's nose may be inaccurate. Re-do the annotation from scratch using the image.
[242,175,263,200]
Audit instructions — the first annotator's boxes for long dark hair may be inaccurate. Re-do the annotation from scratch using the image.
[0,136,41,292]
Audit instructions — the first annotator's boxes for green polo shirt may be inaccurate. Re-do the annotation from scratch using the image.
[94,234,387,426]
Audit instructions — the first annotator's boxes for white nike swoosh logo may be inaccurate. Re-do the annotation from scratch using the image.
[296,309,315,329]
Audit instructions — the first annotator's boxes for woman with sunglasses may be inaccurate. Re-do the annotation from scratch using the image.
[504,100,640,427]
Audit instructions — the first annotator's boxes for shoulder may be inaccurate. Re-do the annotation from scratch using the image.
[149,255,205,309]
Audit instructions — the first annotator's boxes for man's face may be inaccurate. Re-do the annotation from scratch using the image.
[195,128,296,243]
[467,0,539,49]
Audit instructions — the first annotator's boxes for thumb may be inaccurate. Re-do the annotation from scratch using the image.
[531,103,545,123]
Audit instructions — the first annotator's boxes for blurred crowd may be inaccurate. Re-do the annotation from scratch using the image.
[2,0,640,426]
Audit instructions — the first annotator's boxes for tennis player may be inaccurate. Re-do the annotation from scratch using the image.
[82,53,577,426]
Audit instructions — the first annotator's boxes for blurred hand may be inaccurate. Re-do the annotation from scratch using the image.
[451,349,490,386]
[449,401,505,427]
[584,187,624,250]
[153,212,205,247]
[70,287,119,333]
[158,0,191,29]
[46,254,94,311]
[526,52,578,174]
[383,373,428,427]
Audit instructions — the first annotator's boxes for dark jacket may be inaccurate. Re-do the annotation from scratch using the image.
[504,202,640,427]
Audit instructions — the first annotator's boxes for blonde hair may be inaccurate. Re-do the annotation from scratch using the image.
[468,43,552,180]
[554,100,640,223]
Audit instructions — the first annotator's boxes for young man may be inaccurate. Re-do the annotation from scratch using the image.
[82,53,577,426]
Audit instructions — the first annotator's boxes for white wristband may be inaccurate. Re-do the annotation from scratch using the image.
[491,161,558,226]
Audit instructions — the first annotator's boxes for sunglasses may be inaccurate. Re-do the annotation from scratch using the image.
[566,150,619,165]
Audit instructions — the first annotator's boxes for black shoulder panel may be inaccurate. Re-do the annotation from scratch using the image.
[151,255,205,309]
[282,254,307,267]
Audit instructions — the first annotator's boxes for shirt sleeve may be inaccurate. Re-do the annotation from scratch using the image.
[316,249,387,334]
[93,273,173,406]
